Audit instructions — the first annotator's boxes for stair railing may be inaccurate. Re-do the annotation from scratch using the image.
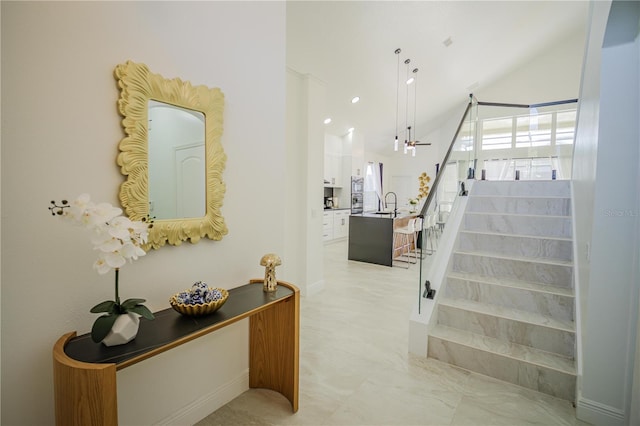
[416,95,579,314]
[416,95,475,313]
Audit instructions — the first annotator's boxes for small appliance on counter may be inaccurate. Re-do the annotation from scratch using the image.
[324,197,333,208]
[351,176,364,214]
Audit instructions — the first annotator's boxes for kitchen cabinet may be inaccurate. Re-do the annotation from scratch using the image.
[324,154,343,187]
[322,211,334,241]
[333,210,350,239]
[323,209,350,242]
[348,213,419,266]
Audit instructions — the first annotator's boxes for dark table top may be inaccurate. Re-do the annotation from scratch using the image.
[63,283,294,366]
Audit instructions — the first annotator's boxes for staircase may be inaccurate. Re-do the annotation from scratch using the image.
[428,180,576,401]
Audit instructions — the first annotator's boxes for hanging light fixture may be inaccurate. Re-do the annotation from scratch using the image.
[393,48,401,151]
[408,68,418,157]
[405,66,430,156]
[393,50,430,156]
[403,58,411,154]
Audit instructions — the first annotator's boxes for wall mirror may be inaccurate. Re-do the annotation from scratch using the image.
[115,61,227,249]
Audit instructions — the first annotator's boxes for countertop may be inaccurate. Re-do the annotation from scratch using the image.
[352,211,418,219]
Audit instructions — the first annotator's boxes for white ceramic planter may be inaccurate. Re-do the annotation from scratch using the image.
[102,312,140,346]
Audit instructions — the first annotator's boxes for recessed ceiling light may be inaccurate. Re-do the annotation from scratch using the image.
[324,118,332,124]
[351,96,360,104]
[347,127,355,133]
[406,77,415,85]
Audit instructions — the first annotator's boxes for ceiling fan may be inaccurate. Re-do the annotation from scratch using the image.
[405,125,431,151]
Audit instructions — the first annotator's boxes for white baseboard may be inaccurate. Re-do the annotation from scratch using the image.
[154,369,249,425]
[576,396,626,426]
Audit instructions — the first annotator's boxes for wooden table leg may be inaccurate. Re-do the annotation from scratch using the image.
[249,291,300,412]
[53,332,118,426]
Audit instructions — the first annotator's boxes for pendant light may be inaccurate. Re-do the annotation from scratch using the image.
[403,58,411,154]
[393,48,401,151]
[410,67,418,157]
[393,50,430,156]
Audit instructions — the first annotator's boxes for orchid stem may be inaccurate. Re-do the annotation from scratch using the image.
[115,268,121,306]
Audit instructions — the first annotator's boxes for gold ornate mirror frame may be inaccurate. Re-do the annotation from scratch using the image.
[115,61,228,249]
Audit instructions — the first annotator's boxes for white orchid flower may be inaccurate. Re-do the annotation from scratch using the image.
[93,252,126,274]
[86,202,123,228]
[105,251,127,269]
[67,193,93,222]
[121,241,146,261]
[129,221,150,244]
[60,194,150,273]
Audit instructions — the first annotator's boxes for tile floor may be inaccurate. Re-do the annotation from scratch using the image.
[197,241,588,426]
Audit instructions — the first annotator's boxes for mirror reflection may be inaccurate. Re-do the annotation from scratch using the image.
[148,100,206,219]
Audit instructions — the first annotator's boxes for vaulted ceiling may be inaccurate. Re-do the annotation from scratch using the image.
[286,1,589,154]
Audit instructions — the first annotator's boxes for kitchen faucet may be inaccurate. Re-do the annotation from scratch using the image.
[384,192,398,218]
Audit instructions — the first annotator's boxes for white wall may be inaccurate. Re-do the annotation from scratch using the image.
[572,1,640,424]
[475,29,586,105]
[1,2,287,424]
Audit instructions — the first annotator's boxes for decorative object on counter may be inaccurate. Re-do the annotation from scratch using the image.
[169,281,229,316]
[408,198,419,213]
[48,194,155,345]
[260,253,282,292]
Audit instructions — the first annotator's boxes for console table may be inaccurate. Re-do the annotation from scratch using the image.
[53,280,299,425]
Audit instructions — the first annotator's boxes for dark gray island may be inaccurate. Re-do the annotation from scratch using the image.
[348,212,418,267]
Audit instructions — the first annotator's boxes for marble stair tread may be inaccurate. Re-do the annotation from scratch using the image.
[471,181,571,198]
[469,195,572,200]
[459,229,572,242]
[438,296,576,333]
[447,271,574,297]
[430,324,576,375]
[464,211,572,220]
[453,250,574,268]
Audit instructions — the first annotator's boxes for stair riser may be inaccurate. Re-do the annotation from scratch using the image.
[471,181,571,198]
[467,197,571,216]
[446,277,575,322]
[452,253,573,288]
[458,232,573,261]
[464,214,572,238]
[428,336,576,401]
[437,304,575,357]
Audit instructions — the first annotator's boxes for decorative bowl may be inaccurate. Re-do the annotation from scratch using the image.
[169,287,229,317]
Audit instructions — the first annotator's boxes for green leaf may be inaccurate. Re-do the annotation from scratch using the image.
[128,304,155,320]
[121,298,146,310]
[91,314,118,343]
[90,300,117,314]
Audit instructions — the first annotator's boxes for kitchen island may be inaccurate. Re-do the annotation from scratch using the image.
[348,212,419,267]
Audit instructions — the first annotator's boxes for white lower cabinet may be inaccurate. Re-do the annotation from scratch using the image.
[333,210,350,239]
[323,209,350,242]
[323,211,334,241]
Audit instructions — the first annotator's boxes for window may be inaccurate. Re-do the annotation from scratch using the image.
[480,108,576,151]
[481,118,513,150]
[515,113,552,148]
[556,110,577,145]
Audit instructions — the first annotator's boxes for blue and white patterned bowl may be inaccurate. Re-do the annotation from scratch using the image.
[169,285,229,317]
